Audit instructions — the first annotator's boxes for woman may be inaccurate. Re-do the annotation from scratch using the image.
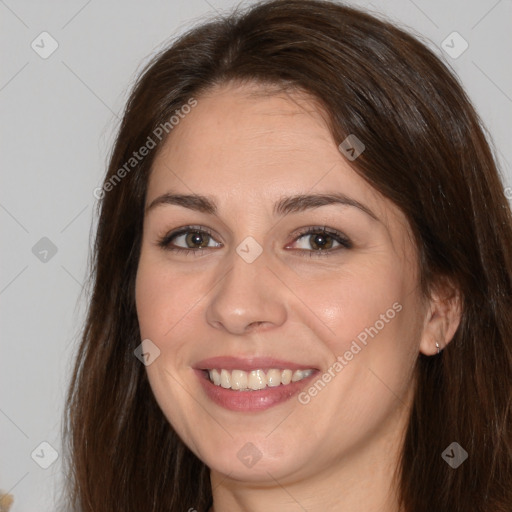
[61,1,512,511]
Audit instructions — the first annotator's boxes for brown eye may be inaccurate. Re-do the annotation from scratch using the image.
[184,231,211,248]
[287,226,352,256]
[157,226,222,253]
[307,232,336,250]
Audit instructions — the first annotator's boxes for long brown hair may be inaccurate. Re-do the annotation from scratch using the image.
[60,1,512,511]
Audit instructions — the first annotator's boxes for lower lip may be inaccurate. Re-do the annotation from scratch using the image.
[195,370,317,411]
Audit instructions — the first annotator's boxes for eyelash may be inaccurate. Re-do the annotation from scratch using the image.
[156,225,352,257]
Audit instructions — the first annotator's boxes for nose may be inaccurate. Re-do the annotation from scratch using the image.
[205,248,287,335]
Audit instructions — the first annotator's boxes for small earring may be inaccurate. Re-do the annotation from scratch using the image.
[435,341,440,355]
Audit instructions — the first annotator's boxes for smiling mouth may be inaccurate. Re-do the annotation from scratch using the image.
[204,368,315,391]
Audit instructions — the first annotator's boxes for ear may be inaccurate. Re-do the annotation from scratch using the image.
[419,279,462,356]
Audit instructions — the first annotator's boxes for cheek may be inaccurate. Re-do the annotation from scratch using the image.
[135,254,198,341]
[134,257,202,439]
[295,259,410,354]
[292,264,418,434]
[134,253,215,390]
[292,254,421,419]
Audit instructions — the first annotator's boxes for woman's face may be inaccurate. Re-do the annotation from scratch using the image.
[135,82,428,485]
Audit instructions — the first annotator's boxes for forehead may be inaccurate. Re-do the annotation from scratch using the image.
[148,82,384,212]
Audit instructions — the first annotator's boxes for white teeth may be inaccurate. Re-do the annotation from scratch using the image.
[266,369,281,387]
[210,369,221,386]
[248,369,266,390]
[292,370,305,382]
[231,370,247,390]
[206,368,314,390]
[281,369,292,385]
[220,369,231,388]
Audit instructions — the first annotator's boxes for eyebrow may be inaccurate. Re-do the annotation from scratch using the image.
[145,192,378,220]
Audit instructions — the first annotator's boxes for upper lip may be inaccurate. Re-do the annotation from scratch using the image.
[195,356,318,372]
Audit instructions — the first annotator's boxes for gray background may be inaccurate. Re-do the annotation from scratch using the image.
[1,0,511,510]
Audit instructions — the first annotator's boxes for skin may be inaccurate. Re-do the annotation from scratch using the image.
[135,82,461,512]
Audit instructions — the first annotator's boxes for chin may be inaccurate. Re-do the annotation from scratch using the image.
[196,433,313,483]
